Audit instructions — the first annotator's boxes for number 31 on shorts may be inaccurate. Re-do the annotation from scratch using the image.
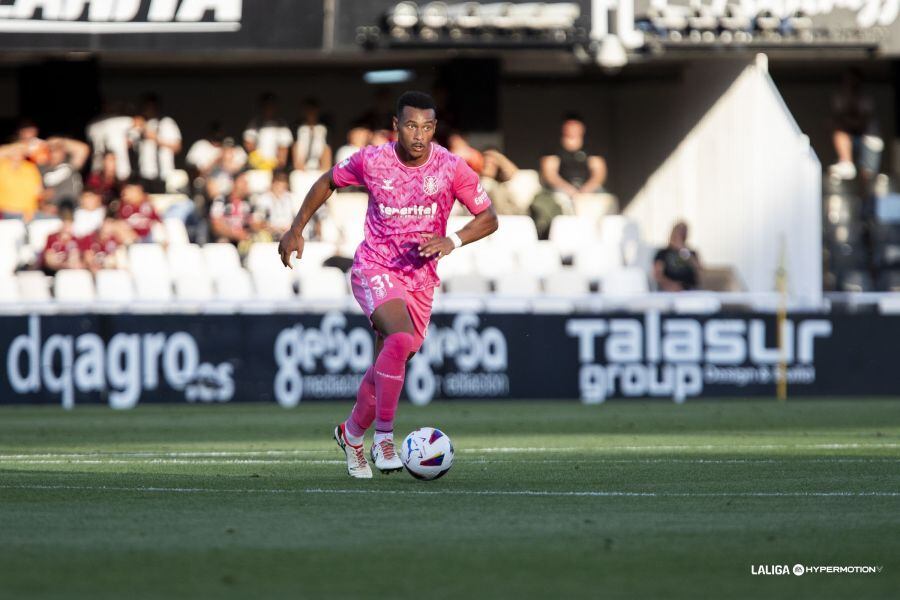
[369,273,394,298]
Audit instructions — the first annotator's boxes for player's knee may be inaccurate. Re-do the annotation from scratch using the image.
[383,331,415,361]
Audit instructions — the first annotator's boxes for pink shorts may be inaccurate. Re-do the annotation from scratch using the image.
[350,267,435,352]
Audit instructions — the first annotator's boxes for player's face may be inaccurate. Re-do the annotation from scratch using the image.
[394,107,437,160]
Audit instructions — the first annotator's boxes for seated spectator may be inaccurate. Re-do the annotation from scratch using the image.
[128,93,182,194]
[480,149,530,216]
[85,151,122,205]
[186,125,248,179]
[829,68,882,182]
[448,132,484,175]
[653,222,702,292]
[39,137,90,215]
[254,170,296,240]
[335,123,372,164]
[73,190,106,237]
[371,129,392,146]
[293,98,332,171]
[80,210,126,273]
[534,115,610,238]
[41,204,85,274]
[209,171,264,253]
[116,180,160,243]
[0,141,44,220]
[244,92,292,171]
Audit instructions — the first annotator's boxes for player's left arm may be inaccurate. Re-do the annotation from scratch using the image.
[419,160,499,259]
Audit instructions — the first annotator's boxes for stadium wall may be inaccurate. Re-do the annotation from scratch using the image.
[1,310,895,408]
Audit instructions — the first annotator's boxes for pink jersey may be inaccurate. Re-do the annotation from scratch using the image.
[331,142,490,290]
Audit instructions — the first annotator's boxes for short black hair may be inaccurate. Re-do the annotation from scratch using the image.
[396,91,436,118]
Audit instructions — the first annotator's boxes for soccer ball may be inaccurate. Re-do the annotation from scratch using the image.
[399,427,454,480]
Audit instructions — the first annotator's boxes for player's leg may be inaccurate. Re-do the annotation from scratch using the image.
[343,335,384,444]
[367,299,416,473]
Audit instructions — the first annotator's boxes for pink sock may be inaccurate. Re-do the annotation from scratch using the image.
[345,367,375,440]
[373,332,415,433]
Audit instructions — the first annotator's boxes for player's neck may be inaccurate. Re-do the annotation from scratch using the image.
[395,142,431,168]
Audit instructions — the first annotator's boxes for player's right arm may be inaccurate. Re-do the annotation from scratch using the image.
[279,150,366,268]
[278,170,336,268]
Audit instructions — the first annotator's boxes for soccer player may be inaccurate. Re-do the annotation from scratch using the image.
[278,91,498,478]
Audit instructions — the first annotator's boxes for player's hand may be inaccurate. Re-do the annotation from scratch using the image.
[418,233,454,259]
[278,229,305,268]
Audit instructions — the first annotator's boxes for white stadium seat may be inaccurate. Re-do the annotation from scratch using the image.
[27,218,62,254]
[298,241,337,269]
[254,269,295,301]
[672,292,722,314]
[0,219,27,248]
[246,242,283,275]
[129,244,170,279]
[446,215,473,237]
[202,243,243,279]
[0,275,19,302]
[548,216,598,259]
[543,270,589,297]
[95,270,135,303]
[175,273,214,302]
[0,239,18,276]
[164,218,190,246]
[473,243,517,280]
[327,193,368,225]
[494,271,540,296]
[574,193,618,220]
[17,271,51,302]
[517,242,562,278]
[337,214,366,257]
[298,267,347,300]
[492,215,538,252]
[53,269,96,303]
[133,271,174,302]
[215,269,255,301]
[444,273,490,294]
[436,247,475,280]
[290,170,323,197]
[246,169,273,195]
[573,242,623,281]
[602,267,650,297]
[166,169,190,193]
[167,244,207,279]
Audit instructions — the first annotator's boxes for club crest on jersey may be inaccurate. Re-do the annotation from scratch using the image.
[381,178,394,191]
[423,176,439,195]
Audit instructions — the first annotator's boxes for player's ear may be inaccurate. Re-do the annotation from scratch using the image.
[392,116,398,132]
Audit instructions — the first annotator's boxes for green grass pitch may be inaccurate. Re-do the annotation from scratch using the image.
[1,399,898,599]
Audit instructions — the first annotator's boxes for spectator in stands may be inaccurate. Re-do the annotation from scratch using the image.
[85,152,121,206]
[335,122,372,164]
[116,180,160,243]
[480,149,531,216]
[533,115,610,238]
[73,190,106,237]
[128,94,182,194]
[829,68,882,182]
[80,209,126,273]
[653,222,702,292]
[0,141,44,220]
[209,171,263,253]
[293,98,332,171]
[244,92,292,171]
[371,129,392,146]
[41,204,85,274]
[39,137,90,215]
[254,170,296,240]
[186,123,247,179]
[448,132,484,175]
[86,100,134,181]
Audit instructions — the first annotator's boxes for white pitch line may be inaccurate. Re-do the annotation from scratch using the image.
[2,457,899,466]
[1,484,898,498]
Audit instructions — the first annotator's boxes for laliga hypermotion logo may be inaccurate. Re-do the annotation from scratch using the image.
[0,0,243,33]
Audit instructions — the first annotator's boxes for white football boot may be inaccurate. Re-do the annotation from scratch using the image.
[333,424,372,479]
[371,437,404,474]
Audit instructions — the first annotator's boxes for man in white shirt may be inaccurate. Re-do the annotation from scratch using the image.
[293,98,332,171]
[244,93,292,171]
[86,101,134,181]
[129,94,182,193]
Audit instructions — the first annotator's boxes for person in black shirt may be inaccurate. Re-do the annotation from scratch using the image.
[653,222,702,291]
[532,115,610,238]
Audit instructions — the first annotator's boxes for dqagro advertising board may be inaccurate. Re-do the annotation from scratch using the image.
[0,311,896,408]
